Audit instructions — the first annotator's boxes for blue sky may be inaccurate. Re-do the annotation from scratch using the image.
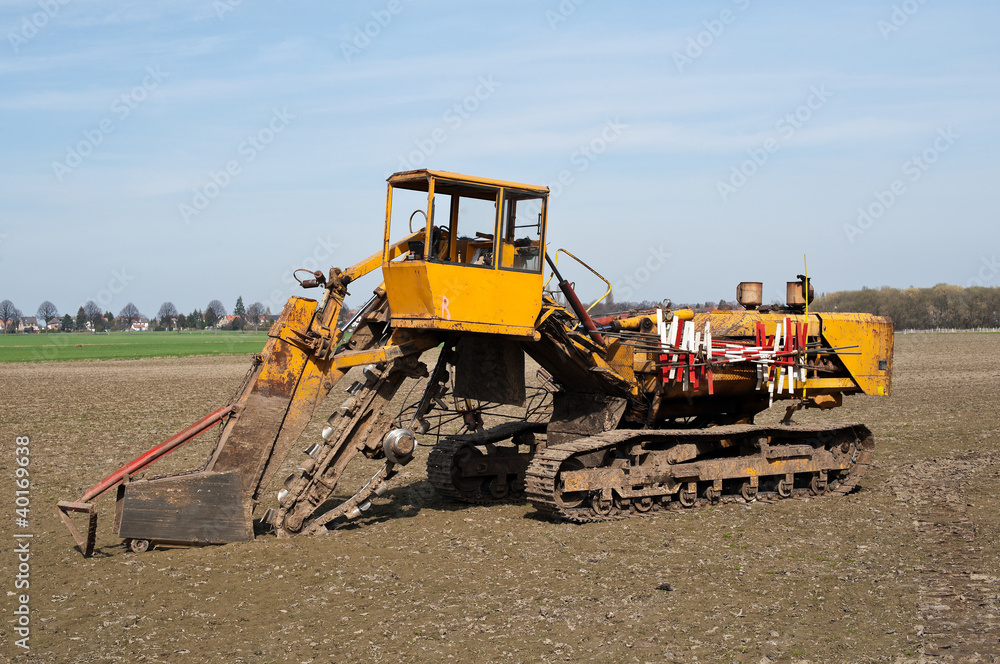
[1,0,998,320]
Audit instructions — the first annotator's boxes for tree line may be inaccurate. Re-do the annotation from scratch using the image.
[153,297,270,332]
[810,284,1000,330]
[0,296,272,333]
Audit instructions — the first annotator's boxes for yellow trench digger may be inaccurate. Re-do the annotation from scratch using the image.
[58,169,893,556]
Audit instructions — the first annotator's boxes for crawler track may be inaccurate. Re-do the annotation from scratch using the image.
[525,422,874,523]
[427,421,546,505]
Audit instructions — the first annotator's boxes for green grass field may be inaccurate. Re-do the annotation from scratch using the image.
[0,330,269,362]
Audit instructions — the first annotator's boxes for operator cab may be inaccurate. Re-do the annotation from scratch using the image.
[382,169,548,337]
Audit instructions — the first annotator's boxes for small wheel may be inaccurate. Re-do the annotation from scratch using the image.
[634,496,654,513]
[777,478,793,498]
[740,482,758,501]
[678,488,696,508]
[128,538,150,553]
[703,486,720,503]
[590,495,613,516]
[810,476,828,495]
[488,476,509,499]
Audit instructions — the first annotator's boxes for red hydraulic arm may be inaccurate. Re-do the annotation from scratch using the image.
[545,252,606,346]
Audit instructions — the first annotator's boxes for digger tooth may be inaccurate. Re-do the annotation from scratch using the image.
[272,360,394,536]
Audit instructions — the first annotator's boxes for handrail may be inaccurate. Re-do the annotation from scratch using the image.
[543,248,612,313]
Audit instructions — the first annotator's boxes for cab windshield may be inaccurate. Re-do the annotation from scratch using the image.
[385,174,545,274]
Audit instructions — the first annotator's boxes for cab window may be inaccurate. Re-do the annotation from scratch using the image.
[498,191,544,273]
[387,186,430,263]
[427,181,498,267]
[440,193,496,266]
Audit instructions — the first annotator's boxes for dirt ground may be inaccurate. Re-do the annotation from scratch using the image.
[2,334,999,664]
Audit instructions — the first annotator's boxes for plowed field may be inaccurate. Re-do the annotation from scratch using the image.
[2,334,998,663]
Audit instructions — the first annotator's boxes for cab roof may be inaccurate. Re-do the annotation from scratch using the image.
[388,169,549,197]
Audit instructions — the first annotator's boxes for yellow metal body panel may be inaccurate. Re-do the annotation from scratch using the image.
[333,335,441,370]
[383,260,543,337]
[696,309,893,396]
[212,296,336,502]
[816,313,894,395]
[801,377,856,390]
[254,297,316,391]
[702,309,822,337]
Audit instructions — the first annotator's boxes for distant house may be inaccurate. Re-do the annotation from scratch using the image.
[114,315,150,331]
[217,314,266,329]
[19,316,39,333]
